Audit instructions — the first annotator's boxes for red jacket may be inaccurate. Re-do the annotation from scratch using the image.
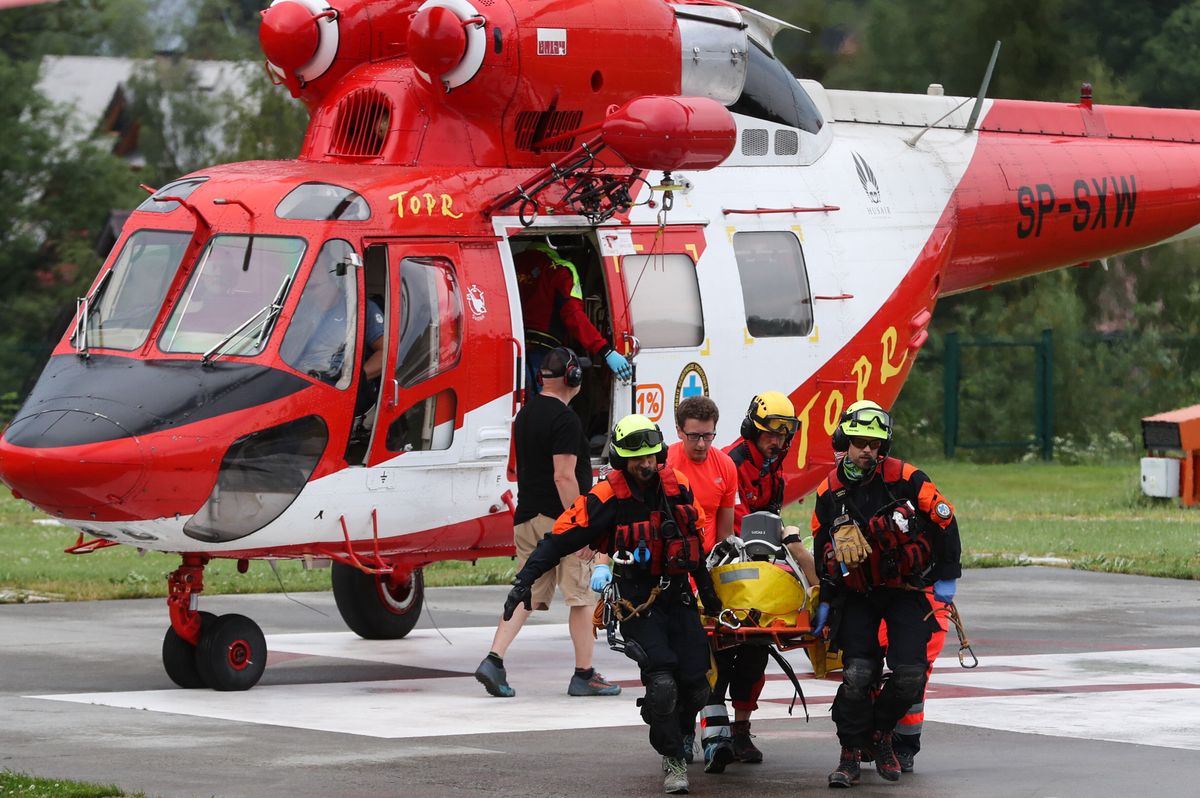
[515,248,608,356]
[724,439,787,532]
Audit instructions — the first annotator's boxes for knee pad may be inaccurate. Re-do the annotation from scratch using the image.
[644,670,678,718]
[889,664,927,705]
[842,657,879,698]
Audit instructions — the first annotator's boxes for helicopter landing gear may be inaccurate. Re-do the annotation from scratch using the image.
[162,554,268,691]
[332,562,424,639]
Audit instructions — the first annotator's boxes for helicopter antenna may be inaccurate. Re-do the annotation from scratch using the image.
[965,40,1002,134]
[906,40,1000,148]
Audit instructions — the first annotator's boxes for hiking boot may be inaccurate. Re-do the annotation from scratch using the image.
[567,670,621,696]
[827,747,861,788]
[681,732,696,764]
[474,656,514,698]
[662,756,690,794]
[703,737,735,774]
[896,748,915,774]
[730,720,763,763]
[872,731,901,782]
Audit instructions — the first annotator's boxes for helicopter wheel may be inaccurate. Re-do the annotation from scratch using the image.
[332,563,424,639]
[162,610,217,689]
[195,613,267,691]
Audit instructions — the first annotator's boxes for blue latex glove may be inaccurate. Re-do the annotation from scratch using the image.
[811,602,830,636]
[604,349,633,381]
[590,563,613,593]
[933,578,957,604]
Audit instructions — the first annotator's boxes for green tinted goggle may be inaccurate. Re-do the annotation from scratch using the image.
[843,407,891,433]
[615,428,664,451]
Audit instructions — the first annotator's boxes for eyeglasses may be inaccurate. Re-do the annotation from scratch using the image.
[614,428,664,451]
[757,414,798,435]
[682,432,717,443]
[849,437,884,450]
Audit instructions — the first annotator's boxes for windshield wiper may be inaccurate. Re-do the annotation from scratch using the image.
[72,270,113,357]
[201,273,293,366]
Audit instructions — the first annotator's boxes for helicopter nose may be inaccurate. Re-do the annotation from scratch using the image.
[0,410,148,513]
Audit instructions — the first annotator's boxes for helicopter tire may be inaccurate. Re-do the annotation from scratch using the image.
[331,563,424,640]
[161,610,218,689]
[195,613,267,691]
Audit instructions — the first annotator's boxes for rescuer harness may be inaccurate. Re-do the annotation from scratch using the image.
[821,466,933,592]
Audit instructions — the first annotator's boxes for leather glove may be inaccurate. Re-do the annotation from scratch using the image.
[832,521,872,567]
[604,349,633,381]
[811,602,830,636]
[502,579,532,621]
[590,563,612,593]
[933,578,957,604]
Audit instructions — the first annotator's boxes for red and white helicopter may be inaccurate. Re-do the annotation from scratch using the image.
[0,0,1194,690]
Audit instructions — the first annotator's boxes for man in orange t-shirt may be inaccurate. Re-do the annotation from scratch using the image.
[666,396,737,552]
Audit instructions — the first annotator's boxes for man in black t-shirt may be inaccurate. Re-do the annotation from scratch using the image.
[474,347,620,699]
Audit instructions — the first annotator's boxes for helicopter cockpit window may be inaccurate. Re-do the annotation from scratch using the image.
[160,235,306,356]
[394,257,463,388]
[729,42,823,135]
[275,182,371,221]
[732,231,814,337]
[136,177,209,213]
[77,230,191,351]
[279,239,360,389]
[620,253,704,348]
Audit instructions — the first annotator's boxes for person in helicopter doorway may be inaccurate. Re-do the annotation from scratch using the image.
[809,400,961,788]
[501,414,721,795]
[695,391,819,771]
[514,240,632,394]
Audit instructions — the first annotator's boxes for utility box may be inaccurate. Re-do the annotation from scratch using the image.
[1140,457,1180,498]
[1140,404,1200,507]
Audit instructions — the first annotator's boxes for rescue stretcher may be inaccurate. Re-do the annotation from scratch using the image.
[700,512,841,678]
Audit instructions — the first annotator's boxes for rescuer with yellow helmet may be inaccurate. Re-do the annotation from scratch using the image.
[501,414,720,795]
[810,400,962,786]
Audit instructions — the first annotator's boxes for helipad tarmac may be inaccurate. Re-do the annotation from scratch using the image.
[1,567,1197,797]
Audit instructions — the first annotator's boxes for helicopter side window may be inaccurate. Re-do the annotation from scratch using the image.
[136,178,209,213]
[732,231,813,337]
[276,182,371,221]
[394,257,463,388]
[279,239,359,389]
[160,235,306,356]
[619,253,704,348]
[77,229,191,351]
[386,389,457,453]
[729,42,823,134]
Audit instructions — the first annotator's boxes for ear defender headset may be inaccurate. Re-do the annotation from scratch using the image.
[832,399,893,458]
[538,346,586,388]
[607,414,668,469]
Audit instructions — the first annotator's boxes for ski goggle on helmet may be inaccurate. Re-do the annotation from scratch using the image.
[610,414,665,458]
[747,391,799,436]
[838,400,892,440]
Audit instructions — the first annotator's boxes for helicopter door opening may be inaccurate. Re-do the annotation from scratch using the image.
[509,232,631,461]
[340,243,389,464]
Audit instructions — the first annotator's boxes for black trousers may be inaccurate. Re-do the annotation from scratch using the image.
[619,587,712,758]
[830,587,937,748]
[710,644,769,710]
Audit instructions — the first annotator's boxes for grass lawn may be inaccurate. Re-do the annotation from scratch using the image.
[0,460,1195,603]
[0,770,141,798]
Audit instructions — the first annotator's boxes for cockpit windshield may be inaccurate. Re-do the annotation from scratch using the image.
[160,235,306,356]
[77,230,191,351]
[730,41,823,134]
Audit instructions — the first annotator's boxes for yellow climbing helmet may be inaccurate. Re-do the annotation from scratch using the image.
[742,391,799,439]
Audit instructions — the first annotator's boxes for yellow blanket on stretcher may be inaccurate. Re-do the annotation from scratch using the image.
[708,561,811,626]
